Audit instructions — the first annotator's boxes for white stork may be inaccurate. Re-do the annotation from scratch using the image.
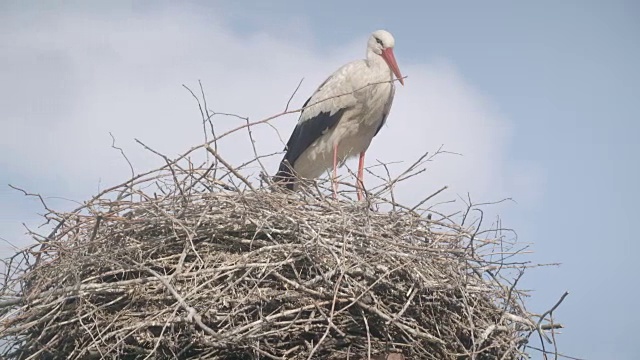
[274,29,404,200]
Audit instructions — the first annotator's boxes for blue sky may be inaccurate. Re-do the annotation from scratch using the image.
[1,1,638,358]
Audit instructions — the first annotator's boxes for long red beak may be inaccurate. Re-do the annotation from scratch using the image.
[381,48,404,86]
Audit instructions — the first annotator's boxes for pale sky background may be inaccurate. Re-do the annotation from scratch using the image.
[0,1,638,358]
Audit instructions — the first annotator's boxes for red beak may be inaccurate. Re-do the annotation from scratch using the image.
[381,48,404,86]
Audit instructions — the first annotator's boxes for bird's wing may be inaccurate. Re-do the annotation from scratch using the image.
[373,83,396,137]
[280,62,361,168]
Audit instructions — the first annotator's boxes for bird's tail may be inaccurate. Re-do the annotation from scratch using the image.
[272,159,296,191]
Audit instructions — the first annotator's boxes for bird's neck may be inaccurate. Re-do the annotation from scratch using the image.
[366,49,387,68]
[366,49,393,77]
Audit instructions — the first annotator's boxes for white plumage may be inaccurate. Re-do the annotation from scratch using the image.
[275,30,404,200]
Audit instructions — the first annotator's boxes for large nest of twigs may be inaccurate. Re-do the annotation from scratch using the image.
[0,91,564,359]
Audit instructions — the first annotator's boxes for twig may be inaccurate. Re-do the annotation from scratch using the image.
[285,78,304,112]
[134,261,220,339]
[109,132,134,179]
[205,145,255,191]
[409,186,448,212]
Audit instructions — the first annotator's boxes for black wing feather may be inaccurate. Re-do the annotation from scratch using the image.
[373,89,395,138]
[373,113,386,138]
[275,103,346,189]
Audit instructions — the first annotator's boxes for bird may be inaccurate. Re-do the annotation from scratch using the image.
[274,29,404,201]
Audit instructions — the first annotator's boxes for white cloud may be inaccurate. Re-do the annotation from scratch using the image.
[0,4,544,252]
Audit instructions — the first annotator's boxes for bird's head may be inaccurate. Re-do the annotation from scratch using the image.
[368,30,404,86]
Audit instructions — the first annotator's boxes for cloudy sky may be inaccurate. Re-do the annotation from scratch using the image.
[1,1,638,358]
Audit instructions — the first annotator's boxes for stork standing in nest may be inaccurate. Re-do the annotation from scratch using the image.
[274,29,404,200]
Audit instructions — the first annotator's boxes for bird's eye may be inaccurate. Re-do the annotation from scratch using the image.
[375,37,383,46]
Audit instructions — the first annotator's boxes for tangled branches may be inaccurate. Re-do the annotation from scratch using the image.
[0,84,566,359]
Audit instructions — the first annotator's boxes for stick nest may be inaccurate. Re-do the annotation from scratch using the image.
[0,91,562,359]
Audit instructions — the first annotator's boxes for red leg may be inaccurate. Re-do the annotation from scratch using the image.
[357,151,365,201]
[332,143,338,199]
